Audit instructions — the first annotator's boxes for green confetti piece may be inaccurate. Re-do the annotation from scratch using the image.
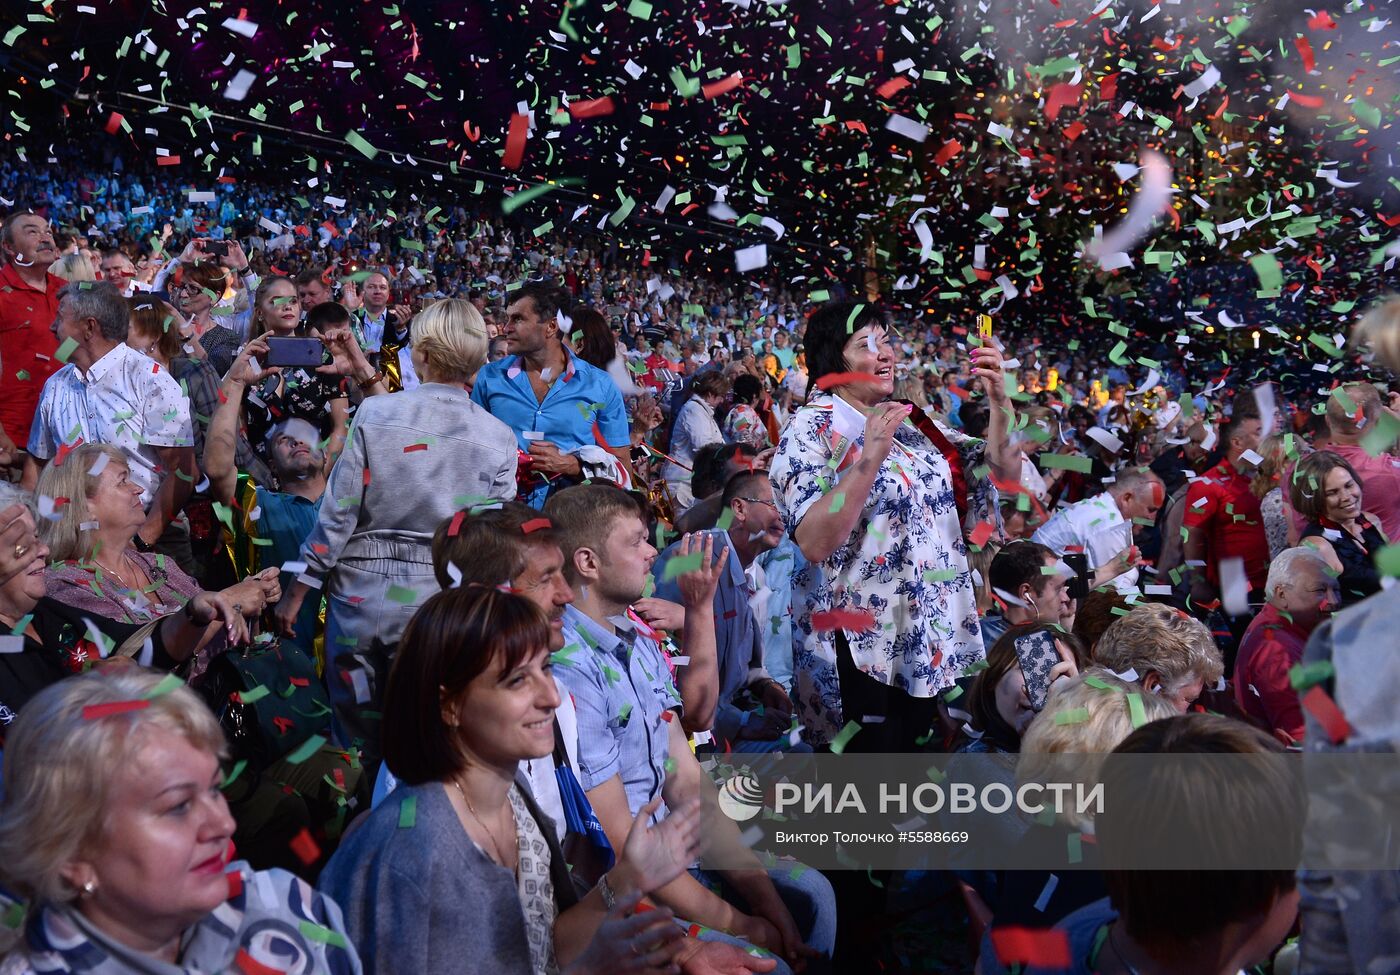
[237,685,271,704]
[299,921,349,949]
[344,130,379,160]
[1067,833,1083,864]
[1289,660,1335,692]
[715,508,735,531]
[398,795,417,828]
[144,673,183,699]
[283,734,327,765]
[1054,707,1091,725]
[922,568,958,582]
[1249,253,1282,293]
[55,337,79,363]
[1127,693,1147,729]
[387,585,418,604]
[626,0,653,19]
[221,759,248,791]
[662,552,704,582]
[1376,544,1400,578]
[2,900,23,930]
[1037,453,1093,473]
[1083,675,1114,691]
[827,492,846,514]
[829,720,861,754]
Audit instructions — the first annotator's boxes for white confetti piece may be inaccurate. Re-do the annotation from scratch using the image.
[734,243,768,272]
[886,114,930,143]
[221,17,257,37]
[1220,557,1250,616]
[223,69,255,102]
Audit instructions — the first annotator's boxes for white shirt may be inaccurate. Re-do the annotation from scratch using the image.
[1032,491,1139,594]
[28,343,193,506]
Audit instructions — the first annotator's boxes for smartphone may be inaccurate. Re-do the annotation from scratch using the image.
[1064,552,1090,602]
[203,240,229,258]
[1014,629,1061,712]
[265,336,324,368]
[976,314,993,341]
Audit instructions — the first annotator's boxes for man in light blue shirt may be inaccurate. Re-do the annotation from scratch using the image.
[471,280,631,507]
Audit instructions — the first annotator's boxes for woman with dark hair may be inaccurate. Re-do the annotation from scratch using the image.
[662,371,731,514]
[319,585,736,975]
[956,623,1082,755]
[1292,450,1385,607]
[723,373,771,450]
[770,301,1018,750]
[568,306,617,372]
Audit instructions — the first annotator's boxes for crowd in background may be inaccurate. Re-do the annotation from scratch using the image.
[0,152,1396,975]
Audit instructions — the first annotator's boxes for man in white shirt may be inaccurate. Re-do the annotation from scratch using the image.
[1032,466,1164,595]
[25,281,195,548]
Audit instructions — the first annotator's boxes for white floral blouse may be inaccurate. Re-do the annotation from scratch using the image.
[770,394,989,746]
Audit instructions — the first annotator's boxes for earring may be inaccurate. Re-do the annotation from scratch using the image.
[81,879,97,897]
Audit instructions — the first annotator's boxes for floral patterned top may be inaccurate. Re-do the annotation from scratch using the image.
[770,393,989,746]
[723,403,770,450]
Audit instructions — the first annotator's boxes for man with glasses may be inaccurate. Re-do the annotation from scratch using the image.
[652,469,807,753]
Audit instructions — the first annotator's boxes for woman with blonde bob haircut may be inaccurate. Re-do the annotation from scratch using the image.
[273,297,518,761]
[0,667,362,972]
[1091,602,1224,712]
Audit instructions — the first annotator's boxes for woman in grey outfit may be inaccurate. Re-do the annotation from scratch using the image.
[274,298,517,758]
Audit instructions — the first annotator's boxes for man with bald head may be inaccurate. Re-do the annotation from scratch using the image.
[1032,466,1165,595]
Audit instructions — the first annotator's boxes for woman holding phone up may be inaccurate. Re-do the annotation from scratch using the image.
[770,302,1020,752]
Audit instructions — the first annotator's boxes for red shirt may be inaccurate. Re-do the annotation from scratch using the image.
[0,263,63,447]
[1182,458,1270,591]
[1234,603,1310,743]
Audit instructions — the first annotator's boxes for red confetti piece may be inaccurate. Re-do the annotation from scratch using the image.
[272,716,295,735]
[226,870,244,901]
[235,949,285,975]
[1308,9,1337,29]
[82,699,151,721]
[933,139,963,165]
[969,522,996,549]
[362,469,372,486]
[1295,36,1317,73]
[156,155,182,166]
[104,112,124,135]
[875,77,911,99]
[1301,686,1351,744]
[660,710,674,723]
[288,828,320,866]
[521,517,552,534]
[990,927,1072,968]
[814,371,881,391]
[502,112,529,170]
[569,97,616,119]
[1291,93,1325,109]
[811,609,878,633]
[1062,121,1085,141]
[1045,82,1082,122]
[403,443,428,453]
[448,510,466,537]
[702,72,744,99]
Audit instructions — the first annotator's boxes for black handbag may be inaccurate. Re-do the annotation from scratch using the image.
[199,632,331,769]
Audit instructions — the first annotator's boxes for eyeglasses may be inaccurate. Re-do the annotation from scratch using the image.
[738,497,779,510]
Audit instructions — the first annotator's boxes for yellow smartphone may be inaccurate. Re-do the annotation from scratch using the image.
[976,314,993,341]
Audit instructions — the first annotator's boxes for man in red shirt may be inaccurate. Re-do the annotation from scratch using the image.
[1234,546,1339,744]
[1183,410,1268,647]
[0,212,64,469]
[1324,382,1400,543]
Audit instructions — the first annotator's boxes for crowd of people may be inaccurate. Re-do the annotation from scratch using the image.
[0,153,1397,975]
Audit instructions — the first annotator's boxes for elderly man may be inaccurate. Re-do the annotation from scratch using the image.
[1032,466,1164,595]
[1234,547,1339,744]
[24,281,195,550]
[98,248,137,295]
[0,212,65,469]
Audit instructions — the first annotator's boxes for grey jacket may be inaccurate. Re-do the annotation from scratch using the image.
[301,383,517,582]
[319,780,580,975]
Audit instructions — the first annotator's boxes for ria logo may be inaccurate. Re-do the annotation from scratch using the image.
[717,772,764,822]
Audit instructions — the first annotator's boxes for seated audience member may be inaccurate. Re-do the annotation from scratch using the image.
[1234,547,1339,744]
[1292,450,1384,608]
[25,281,197,555]
[980,541,1075,648]
[319,585,762,975]
[543,483,834,973]
[0,668,361,973]
[275,298,516,760]
[976,670,1177,958]
[652,470,799,752]
[954,622,1083,756]
[987,714,1300,975]
[0,484,245,732]
[1031,467,1162,595]
[1091,602,1224,711]
[674,441,762,533]
[1069,589,1131,656]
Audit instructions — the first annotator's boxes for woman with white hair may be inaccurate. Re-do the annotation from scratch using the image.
[273,298,518,761]
[0,667,362,973]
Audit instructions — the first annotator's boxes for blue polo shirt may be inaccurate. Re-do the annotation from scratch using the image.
[470,348,629,507]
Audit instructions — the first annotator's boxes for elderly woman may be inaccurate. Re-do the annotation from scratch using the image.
[0,484,244,738]
[1090,602,1224,712]
[274,298,517,759]
[36,444,279,682]
[0,667,361,973]
[321,585,739,975]
[663,371,731,513]
[770,301,1019,751]
[170,260,244,378]
[1293,450,1385,608]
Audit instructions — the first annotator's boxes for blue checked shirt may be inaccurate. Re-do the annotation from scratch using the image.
[554,604,681,823]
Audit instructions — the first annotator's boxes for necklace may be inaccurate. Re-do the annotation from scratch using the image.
[93,550,141,590]
[451,777,517,872]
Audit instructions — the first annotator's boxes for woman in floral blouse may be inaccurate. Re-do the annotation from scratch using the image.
[770,301,1019,751]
